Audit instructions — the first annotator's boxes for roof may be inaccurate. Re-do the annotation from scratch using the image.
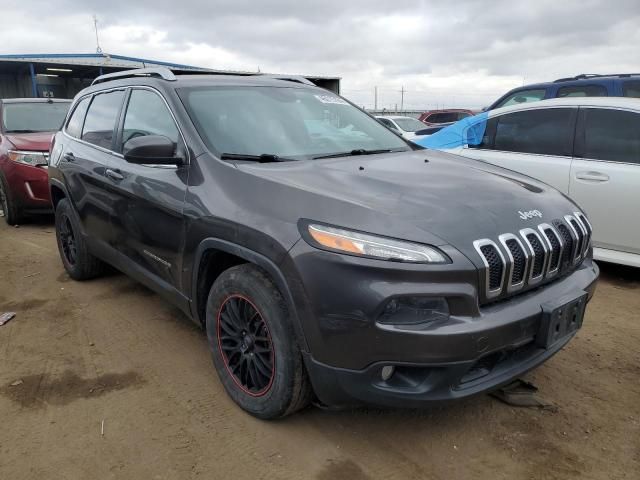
[504,74,640,92]
[488,96,640,116]
[421,109,474,114]
[552,73,640,83]
[81,70,327,94]
[375,115,420,120]
[0,53,341,81]
[0,98,72,104]
[0,53,210,72]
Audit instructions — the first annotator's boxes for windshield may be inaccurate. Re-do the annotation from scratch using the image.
[393,117,429,132]
[2,102,70,133]
[179,86,410,160]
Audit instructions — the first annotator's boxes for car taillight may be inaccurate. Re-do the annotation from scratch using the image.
[7,150,48,167]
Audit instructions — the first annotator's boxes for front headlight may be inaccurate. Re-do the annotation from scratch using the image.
[8,150,48,167]
[304,223,450,263]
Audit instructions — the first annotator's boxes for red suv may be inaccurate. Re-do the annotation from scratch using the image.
[0,98,71,224]
[418,109,474,126]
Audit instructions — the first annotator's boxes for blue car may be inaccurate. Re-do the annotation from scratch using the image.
[486,73,640,111]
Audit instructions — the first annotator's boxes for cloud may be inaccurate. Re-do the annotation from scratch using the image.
[1,0,638,108]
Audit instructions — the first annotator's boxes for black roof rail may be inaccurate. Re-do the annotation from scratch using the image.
[91,67,177,85]
[553,73,640,83]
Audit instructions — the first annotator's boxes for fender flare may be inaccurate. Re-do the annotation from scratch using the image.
[48,178,71,210]
[191,238,309,352]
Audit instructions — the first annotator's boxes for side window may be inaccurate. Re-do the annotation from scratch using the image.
[581,108,640,164]
[121,89,180,152]
[556,84,607,98]
[457,112,472,120]
[496,89,546,108]
[65,97,90,138]
[428,113,458,124]
[623,81,640,98]
[82,90,125,150]
[377,118,394,128]
[493,108,576,156]
[468,117,498,149]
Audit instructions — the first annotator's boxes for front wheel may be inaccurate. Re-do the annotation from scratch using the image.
[0,172,22,226]
[206,264,311,419]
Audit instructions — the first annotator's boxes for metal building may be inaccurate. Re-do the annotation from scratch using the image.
[0,53,341,99]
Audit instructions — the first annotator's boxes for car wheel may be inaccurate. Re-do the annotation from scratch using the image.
[54,198,104,280]
[206,264,312,419]
[0,172,22,226]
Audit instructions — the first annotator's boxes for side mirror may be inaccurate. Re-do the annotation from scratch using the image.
[123,135,183,165]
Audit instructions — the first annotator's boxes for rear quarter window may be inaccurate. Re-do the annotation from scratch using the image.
[65,97,91,138]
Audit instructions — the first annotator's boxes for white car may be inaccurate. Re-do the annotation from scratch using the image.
[422,97,640,268]
[375,115,430,140]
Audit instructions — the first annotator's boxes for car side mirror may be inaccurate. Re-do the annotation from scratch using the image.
[123,135,184,165]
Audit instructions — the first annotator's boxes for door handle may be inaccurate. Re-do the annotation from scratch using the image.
[63,152,75,162]
[105,169,124,181]
[575,171,609,182]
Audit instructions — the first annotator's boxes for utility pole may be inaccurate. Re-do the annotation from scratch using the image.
[93,15,103,54]
[400,86,405,112]
[374,86,378,110]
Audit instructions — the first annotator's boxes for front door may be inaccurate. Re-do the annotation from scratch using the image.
[456,107,578,194]
[105,88,189,288]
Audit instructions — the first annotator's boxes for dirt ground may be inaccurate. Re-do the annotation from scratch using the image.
[0,219,638,480]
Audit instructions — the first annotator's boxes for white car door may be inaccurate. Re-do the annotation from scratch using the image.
[451,107,578,194]
[569,106,640,258]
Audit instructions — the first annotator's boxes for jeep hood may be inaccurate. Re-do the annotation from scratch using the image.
[236,149,580,257]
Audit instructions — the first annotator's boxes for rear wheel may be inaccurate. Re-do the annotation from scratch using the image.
[206,264,311,419]
[0,172,22,226]
[54,198,104,280]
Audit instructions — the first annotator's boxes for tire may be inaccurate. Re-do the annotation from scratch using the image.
[54,198,104,280]
[0,172,22,226]
[206,264,312,419]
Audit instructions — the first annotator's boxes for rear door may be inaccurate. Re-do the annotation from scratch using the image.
[570,107,640,255]
[62,90,125,245]
[459,107,578,193]
[106,87,189,288]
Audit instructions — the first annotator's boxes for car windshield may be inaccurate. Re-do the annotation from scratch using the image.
[393,117,428,132]
[179,86,410,160]
[2,102,70,133]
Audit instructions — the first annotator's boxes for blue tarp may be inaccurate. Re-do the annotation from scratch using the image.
[413,111,489,150]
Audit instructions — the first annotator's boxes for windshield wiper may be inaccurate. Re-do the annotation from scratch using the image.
[312,148,400,160]
[6,129,38,133]
[220,153,289,163]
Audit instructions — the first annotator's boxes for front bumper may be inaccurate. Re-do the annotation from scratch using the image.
[1,160,51,211]
[285,241,599,408]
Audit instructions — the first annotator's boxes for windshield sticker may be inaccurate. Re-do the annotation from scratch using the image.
[315,94,349,105]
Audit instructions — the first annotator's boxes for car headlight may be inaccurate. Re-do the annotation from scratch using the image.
[8,150,48,167]
[304,223,450,263]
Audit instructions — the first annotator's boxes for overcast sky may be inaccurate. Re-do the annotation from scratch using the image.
[2,0,639,109]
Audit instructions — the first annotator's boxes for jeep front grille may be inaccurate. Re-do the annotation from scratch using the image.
[474,214,592,302]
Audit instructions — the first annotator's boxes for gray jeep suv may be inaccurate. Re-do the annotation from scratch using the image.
[48,68,599,418]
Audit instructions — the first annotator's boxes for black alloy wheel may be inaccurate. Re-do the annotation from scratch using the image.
[58,214,78,266]
[217,295,275,396]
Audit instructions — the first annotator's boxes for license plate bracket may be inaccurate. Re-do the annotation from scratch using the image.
[536,291,588,349]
